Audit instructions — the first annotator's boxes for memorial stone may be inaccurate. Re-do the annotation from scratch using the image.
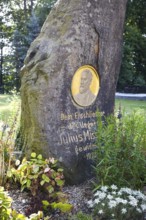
[20,0,127,184]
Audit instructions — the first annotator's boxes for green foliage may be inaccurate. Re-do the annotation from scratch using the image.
[0,186,12,220]
[50,201,73,213]
[0,186,46,219]
[8,153,64,195]
[0,97,20,185]
[0,0,57,93]
[94,110,146,189]
[35,0,57,27]
[118,0,146,90]
[8,153,72,213]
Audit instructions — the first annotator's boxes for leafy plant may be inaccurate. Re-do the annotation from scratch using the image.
[87,185,146,220]
[8,153,72,213]
[8,153,64,195]
[0,186,12,220]
[0,186,45,220]
[95,110,146,189]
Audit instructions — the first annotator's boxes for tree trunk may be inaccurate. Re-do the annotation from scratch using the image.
[23,0,28,20]
[20,0,128,184]
[0,43,4,94]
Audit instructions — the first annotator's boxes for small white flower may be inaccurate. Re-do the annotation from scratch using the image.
[133,191,146,200]
[98,209,104,214]
[115,197,124,204]
[117,191,122,196]
[94,198,100,204]
[112,191,116,195]
[87,200,94,208]
[128,195,136,201]
[137,208,142,213]
[98,192,106,199]
[101,186,108,192]
[129,199,138,207]
[108,200,117,208]
[111,185,118,190]
[107,194,113,200]
[141,204,146,211]
[101,203,105,207]
[121,187,132,194]
[121,199,128,205]
[121,208,127,214]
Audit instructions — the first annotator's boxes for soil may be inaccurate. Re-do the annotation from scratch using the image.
[8,179,94,219]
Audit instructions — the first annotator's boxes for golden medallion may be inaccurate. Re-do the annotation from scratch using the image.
[71,65,100,107]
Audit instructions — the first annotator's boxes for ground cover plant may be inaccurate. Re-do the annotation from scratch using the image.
[87,185,146,220]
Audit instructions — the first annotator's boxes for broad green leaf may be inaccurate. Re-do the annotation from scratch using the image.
[57,168,63,172]
[42,174,50,183]
[37,154,43,160]
[51,202,73,213]
[31,152,36,158]
[40,180,45,186]
[47,185,54,194]
[42,200,49,206]
[32,165,39,173]
[56,179,64,187]
[26,179,31,188]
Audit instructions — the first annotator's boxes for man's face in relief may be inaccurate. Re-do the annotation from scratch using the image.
[79,70,92,94]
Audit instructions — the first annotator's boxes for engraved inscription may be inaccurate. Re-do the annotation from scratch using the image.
[58,110,97,160]
[59,130,96,145]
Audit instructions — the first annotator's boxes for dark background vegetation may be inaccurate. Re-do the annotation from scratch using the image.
[0,0,146,94]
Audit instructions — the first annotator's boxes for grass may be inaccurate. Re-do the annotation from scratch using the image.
[0,94,20,125]
[115,98,146,114]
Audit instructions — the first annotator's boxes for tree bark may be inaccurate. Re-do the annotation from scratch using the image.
[20,0,128,183]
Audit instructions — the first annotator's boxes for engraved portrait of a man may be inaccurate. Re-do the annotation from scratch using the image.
[74,69,96,106]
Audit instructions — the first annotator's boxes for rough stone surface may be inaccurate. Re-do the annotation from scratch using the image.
[20,0,128,184]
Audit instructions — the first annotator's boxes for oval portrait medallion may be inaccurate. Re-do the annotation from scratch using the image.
[71,65,100,107]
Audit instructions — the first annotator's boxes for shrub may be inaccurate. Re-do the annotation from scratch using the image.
[7,153,72,214]
[94,110,146,189]
[87,185,146,220]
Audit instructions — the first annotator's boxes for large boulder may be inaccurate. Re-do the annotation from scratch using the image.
[20,0,127,184]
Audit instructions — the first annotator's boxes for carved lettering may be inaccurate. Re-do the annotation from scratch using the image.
[83,130,96,141]
[75,144,97,155]
[61,113,73,121]
[68,121,96,130]
[60,111,96,121]
[59,133,84,145]
[74,111,96,120]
